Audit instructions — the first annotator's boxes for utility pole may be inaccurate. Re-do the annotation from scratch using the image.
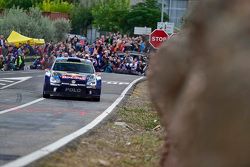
[161,0,164,22]
[169,0,172,21]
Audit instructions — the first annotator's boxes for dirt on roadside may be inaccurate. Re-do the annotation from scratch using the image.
[33,81,165,167]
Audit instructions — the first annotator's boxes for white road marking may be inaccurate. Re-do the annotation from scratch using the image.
[0,72,13,75]
[20,71,40,74]
[0,98,45,115]
[107,81,118,84]
[36,75,45,77]
[0,79,14,83]
[0,71,40,75]
[2,77,144,167]
[0,83,6,85]
[0,77,32,89]
[103,80,130,85]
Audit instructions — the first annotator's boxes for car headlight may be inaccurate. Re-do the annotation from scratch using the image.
[87,75,96,86]
[50,73,61,84]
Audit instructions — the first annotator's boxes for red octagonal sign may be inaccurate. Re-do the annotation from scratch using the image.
[149,29,169,49]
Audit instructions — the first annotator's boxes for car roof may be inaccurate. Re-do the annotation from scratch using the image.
[55,57,92,64]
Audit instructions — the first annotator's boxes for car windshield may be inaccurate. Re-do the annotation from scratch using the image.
[52,62,94,74]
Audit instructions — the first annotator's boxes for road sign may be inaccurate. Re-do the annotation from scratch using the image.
[149,29,169,49]
[157,22,175,34]
[134,27,152,35]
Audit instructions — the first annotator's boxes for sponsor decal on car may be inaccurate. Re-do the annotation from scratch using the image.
[62,75,86,80]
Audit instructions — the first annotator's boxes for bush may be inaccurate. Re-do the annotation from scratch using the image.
[0,7,70,42]
[53,18,71,41]
[39,0,74,14]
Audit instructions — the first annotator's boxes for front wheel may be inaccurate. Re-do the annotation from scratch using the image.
[43,91,50,98]
[92,96,100,102]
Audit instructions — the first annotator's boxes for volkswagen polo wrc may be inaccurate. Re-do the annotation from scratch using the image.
[43,57,101,101]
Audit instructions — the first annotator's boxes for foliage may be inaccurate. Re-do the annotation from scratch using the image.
[0,8,31,37]
[123,0,168,34]
[39,16,56,41]
[70,5,93,35]
[0,7,71,42]
[78,0,99,8]
[38,0,74,13]
[4,0,42,10]
[91,0,130,32]
[91,0,168,34]
[0,0,6,9]
[53,18,71,41]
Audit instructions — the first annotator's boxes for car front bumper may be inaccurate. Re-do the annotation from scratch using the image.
[44,84,101,98]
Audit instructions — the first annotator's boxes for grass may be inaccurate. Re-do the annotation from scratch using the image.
[33,81,165,167]
[118,107,160,130]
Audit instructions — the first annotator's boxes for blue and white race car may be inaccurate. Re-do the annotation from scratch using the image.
[43,57,101,101]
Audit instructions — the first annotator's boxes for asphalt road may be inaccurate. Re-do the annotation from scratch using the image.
[0,70,141,166]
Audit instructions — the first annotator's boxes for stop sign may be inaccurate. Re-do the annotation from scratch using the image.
[149,29,169,49]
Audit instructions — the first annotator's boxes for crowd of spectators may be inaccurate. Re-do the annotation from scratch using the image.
[0,33,149,75]
[0,34,27,71]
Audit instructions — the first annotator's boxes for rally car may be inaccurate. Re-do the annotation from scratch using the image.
[43,57,101,101]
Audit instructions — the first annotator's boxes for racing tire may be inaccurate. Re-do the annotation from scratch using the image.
[43,91,50,98]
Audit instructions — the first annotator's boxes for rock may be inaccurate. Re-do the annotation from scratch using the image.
[130,155,137,159]
[98,159,110,167]
[81,141,89,145]
[114,122,135,131]
[114,121,127,127]
[153,125,161,131]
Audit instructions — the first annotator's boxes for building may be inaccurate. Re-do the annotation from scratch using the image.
[159,0,200,27]
[132,0,196,28]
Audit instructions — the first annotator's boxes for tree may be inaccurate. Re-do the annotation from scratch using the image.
[70,5,93,35]
[91,0,130,32]
[91,0,168,34]
[38,0,74,14]
[4,0,42,10]
[123,0,168,34]
[0,7,71,42]
[53,18,71,41]
[78,0,99,8]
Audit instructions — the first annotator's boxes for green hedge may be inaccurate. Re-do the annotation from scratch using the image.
[38,0,74,14]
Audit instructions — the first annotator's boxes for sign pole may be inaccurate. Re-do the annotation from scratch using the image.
[161,0,164,22]
[169,0,172,20]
